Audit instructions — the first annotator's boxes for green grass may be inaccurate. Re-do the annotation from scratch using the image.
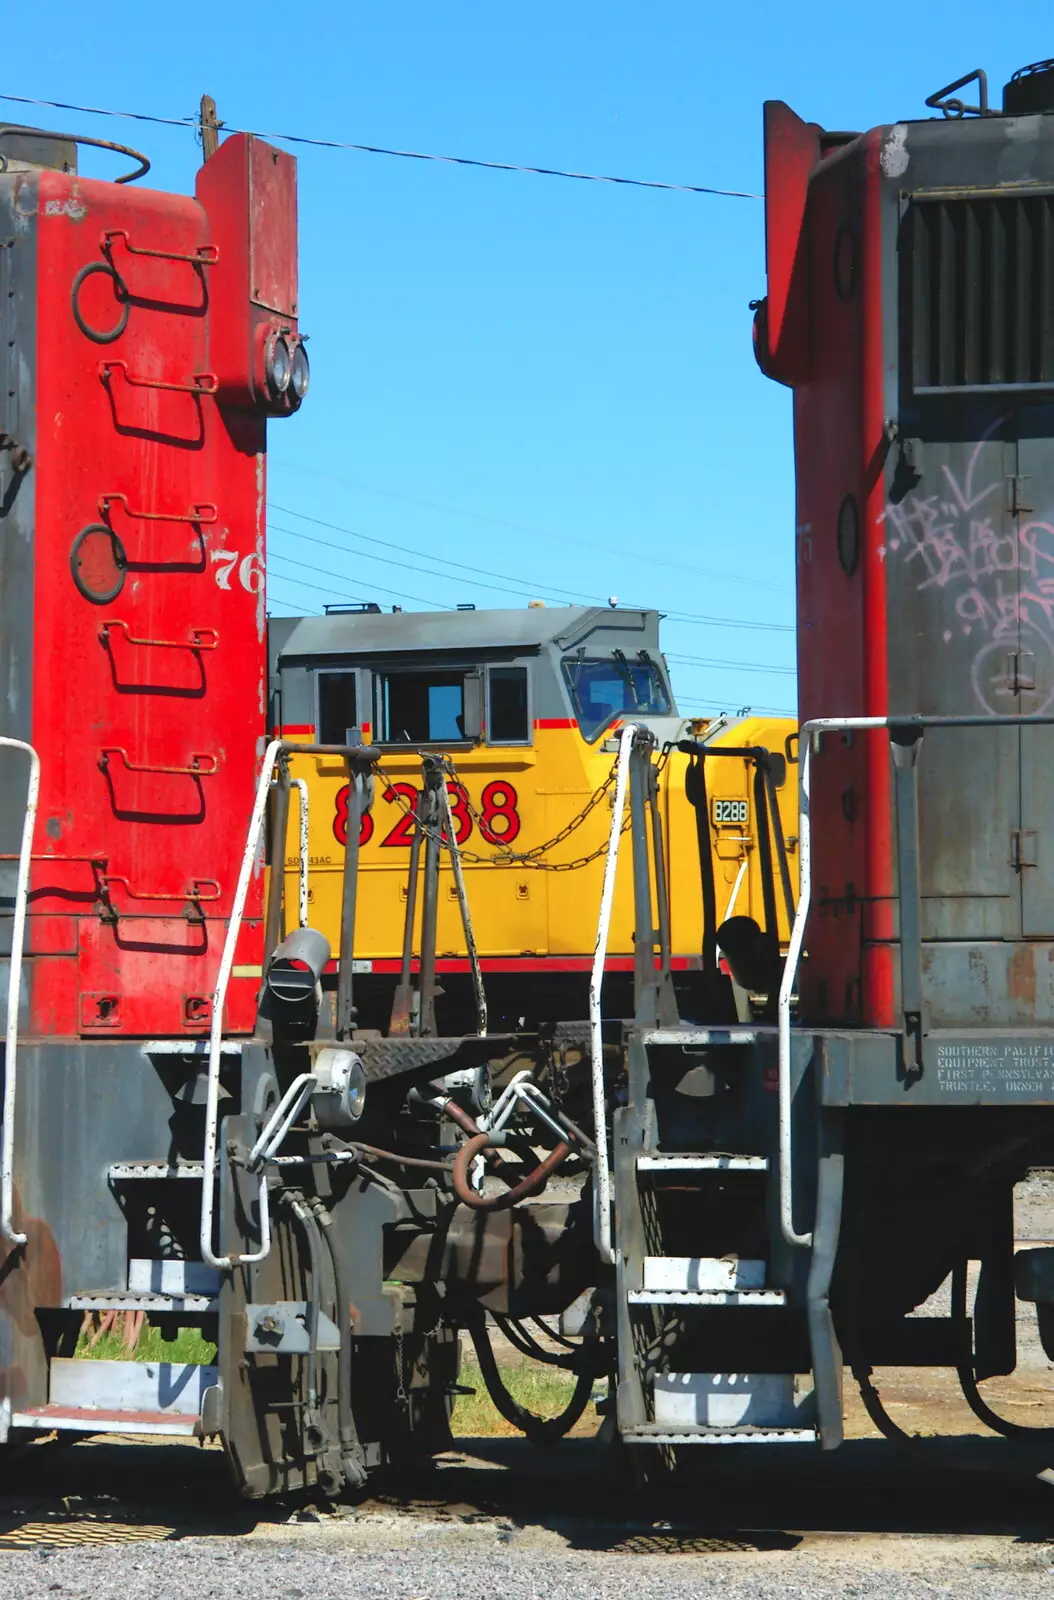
[74,1322,217,1364]
[73,1324,598,1441]
[451,1357,602,1438]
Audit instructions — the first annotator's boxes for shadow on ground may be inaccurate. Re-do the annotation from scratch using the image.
[0,1430,1053,1553]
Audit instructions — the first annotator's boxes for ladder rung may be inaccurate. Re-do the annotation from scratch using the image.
[13,1405,200,1437]
[67,1290,216,1313]
[108,1162,205,1180]
[639,1028,760,1047]
[621,1424,817,1445]
[643,1257,766,1292]
[636,1154,768,1172]
[627,1288,785,1307]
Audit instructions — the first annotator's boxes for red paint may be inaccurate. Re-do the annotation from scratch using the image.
[534,718,577,730]
[26,134,299,1038]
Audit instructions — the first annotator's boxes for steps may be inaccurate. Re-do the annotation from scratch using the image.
[615,1030,819,1447]
[13,1358,216,1438]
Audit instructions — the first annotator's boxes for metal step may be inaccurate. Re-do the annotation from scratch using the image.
[127,1259,220,1297]
[12,1405,200,1438]
[621,1423,818,1445]
[627,1287,785,1307]
[636,1153,768,1172]
[67,1288,216,1313]
[639,1028,760,1047]
[642,1257,766,1292]
[13,1357,217,1437]
[108,1162,205,1180]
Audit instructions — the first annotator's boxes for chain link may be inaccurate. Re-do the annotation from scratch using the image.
[372,738,674,874]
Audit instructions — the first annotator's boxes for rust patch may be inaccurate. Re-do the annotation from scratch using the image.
[1009,945,1037,1006]
[0,1190,62,1336]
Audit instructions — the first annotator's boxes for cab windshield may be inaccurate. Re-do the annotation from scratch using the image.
[561,652,672,742]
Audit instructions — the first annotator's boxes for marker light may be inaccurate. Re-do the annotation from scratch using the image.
[265,333,292,397]
[290,341,310,402]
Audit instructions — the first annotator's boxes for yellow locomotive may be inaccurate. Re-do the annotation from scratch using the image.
[267,603,797,1032]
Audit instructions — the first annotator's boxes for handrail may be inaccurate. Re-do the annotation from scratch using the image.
[200,738,284,1271]
[0,738,40,1247]
[589,721,638,1265]
[291,777,310,929]
[777,709,1054,1250]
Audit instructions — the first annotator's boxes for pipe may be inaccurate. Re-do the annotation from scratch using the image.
[452,1130,570,1211]
[588,721,637,1264]
[286,1192,323,1415]
[0,738,40,1247]
[464,1308,596,1446]
[248,1072,317,1169]
[313,1198,368,1487]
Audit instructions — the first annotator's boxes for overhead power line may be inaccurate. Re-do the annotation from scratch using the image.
[666,652,796,677]
[270,459,785,594]
[268,550,453,611]
[0,92,761,200]
[269,504,793,632]
[269,506,598,606]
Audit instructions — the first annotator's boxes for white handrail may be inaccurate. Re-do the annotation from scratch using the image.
[0,738,40,1248]
[724,854,749,923]
[200,738,284,1271]
[248,1071,317,1169]
[291,777,310,929]
[777,716,887,1248]
[589,721,638,1265]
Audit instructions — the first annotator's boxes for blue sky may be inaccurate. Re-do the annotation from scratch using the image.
[22,5,1054,717]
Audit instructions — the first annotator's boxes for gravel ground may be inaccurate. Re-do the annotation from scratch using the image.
[6,1517,1054,1600]
[4,1173,1054,1595]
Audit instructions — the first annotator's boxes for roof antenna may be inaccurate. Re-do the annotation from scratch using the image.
[608,595,619,608]
[199,94,221,161]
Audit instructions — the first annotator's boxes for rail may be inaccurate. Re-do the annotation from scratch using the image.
[0,738,40,1248]
[200,738,283,1270]
[291,777,310,929]
[201,738,375,1271]
[778,711,1054,1250]
[589,721,638,1265]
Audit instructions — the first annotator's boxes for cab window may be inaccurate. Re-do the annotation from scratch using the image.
[561,653,671,742]
[486,666,530,744]
[375,670,480,744]
[316,671,359,745]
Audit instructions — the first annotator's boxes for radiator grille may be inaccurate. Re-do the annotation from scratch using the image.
[909,193,1054,392]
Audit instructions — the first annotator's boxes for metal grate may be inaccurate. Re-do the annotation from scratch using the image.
[908,192,1054,392]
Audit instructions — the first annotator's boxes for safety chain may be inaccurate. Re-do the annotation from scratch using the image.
[373,756,609,872]
[374,739,673,873]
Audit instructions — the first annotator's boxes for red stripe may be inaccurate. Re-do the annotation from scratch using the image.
[534,718,577,730]
[323,955,702,975]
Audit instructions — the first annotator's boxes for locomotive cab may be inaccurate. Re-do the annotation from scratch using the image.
[268,603,798,1034]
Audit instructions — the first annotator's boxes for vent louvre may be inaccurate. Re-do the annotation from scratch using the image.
[909,193,1054,392]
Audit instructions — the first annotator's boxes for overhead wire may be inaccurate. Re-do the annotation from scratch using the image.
[269,505,794,632]
[0,91,761,200]
[666,652,796,677]
[269,460,785,594]
[268,552,453,611]
[268,508,599,606]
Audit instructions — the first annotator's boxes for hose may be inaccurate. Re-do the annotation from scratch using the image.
[284,1192,323,1416]
[452,1131,570,1211]
[465,1307,597,1446]
[312,1197,368,1489]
